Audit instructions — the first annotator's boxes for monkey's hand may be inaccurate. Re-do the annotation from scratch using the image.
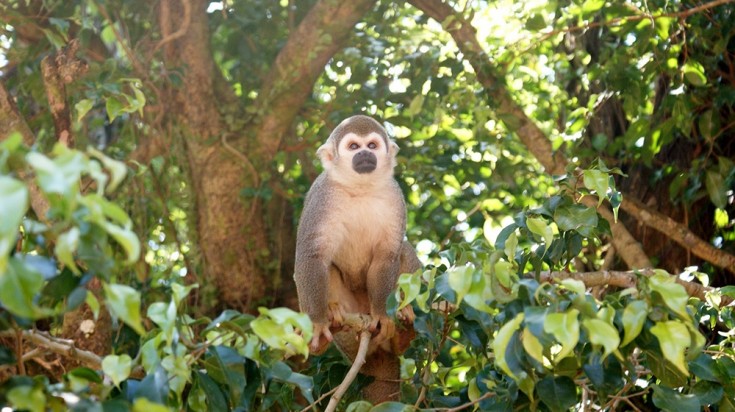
[328,302,347,327]
[309,322,333,354]
[369,314,396,344]
[397,305,415,325]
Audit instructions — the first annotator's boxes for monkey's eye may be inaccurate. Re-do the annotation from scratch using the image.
[368,142,377,149]
[349,143,360,150]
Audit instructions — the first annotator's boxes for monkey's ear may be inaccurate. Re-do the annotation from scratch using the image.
[389,141,399,156]
[317,143,335,168]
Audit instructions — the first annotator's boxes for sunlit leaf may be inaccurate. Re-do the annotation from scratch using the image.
[582,318,620,360]
[522,326,545,365]
[621,300,648,346]
[397,271,421,310]
[682,61,707,87]
[650,320,691,375]
[7,385,46,412]
[447,265,474,304]
[583,169,609,207]
[492,312,525,381]
[55,227,80,274]
[251,307,310,357]
[648,271,690,320]
[75,98,95,122]
[544,309,580,362]
[0,176,28,273]
[526,216,553,246]
[102,354,132,387]
[104,283,145,335]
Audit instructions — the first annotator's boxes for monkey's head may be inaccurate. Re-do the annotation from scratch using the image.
[317,115,399,185]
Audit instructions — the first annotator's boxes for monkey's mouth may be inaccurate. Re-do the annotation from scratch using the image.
[353,152,377,174]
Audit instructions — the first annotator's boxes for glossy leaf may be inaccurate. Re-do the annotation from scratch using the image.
[527,216,553,246]
[102,354,132,387]
[582,318,619,359]
[648,271,690,320]
[537,376,577,412]
[583,169,609,206]
[650,320,691,375]
[104,283,146,335]
[621,300,648,346]
[492,312,525,381]
[544,309,580,363]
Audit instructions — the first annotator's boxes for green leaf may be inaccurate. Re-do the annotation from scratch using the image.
[171,283,197,308]
[0,176,28,273]
[583,169,609,206]
[88,147,128,193]
[106,96,125,122]
[553,204,598,235]
[621,300,648,346]
[346,400,373,412]
[650,320,691,375]
[522,326,545,365]
[537,376,577,412]
[648,271,690,320]
[85,292,100,320]
[492,312,525,381]
[582,318,620,359]
[103,283,145,335]
[682,61,707,87]
[504,231,518,261]
[132,398,171,412]
[544,308,580,362]
[27,145,86,197]
[397,271,421,310]
[251,307,311,357]
[102,354,132,387]
[55,227,80,274]
[705,170,727,209]
[0,258,49,319]
[447,265,474,304]
[494,260,514,289]
[7,385,46,412]
[75,99,95,122]
[652,385,700,412]
[194,371,228,412]
[147,301,177,341]
[526,216,553,246]
[100,221,141,264]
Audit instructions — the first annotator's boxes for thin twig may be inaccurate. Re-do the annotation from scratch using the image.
[325,330,371,412]
[300,386,339,412]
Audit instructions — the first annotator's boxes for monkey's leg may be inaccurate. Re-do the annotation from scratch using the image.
[327,265,362,327]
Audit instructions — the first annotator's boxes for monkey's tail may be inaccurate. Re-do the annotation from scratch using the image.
[361,349,400,404]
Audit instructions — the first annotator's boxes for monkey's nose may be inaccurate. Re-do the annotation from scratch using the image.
[352,151,377,174]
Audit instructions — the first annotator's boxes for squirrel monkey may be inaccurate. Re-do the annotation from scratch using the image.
[294,115,420,403]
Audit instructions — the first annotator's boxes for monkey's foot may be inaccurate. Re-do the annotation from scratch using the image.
[369,314,395,344]
[310,322,333,354]
[327,302,347,327]
[397,305,415,325]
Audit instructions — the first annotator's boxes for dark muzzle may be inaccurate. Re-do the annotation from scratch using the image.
[352,151,377,174]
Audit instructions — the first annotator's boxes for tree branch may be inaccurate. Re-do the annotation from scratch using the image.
[325,329,371,412]
[407,0,652,269]
[620,195,735,274]
[40,39,88,147]
[0,82,50,221]
[253,0,377,157]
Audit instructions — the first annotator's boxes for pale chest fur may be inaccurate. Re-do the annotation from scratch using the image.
[325,183,405,287]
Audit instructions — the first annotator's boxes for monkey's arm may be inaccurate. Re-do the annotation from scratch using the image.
[366,248,401,344]
[294,243,334,352]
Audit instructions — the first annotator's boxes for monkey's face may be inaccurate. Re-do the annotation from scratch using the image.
[317,116,398,185]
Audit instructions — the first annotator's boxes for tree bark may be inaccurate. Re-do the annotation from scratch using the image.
[159,0,377,311]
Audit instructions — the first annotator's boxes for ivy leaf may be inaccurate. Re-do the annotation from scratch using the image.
[102,354,132,387]
[251,307,311,357]
[583,169,609,207]
[652,385,700,412]
[75,98,95,122]
[621,300,648,346]
[492,312,525,381]
[648,271,690,320]
[447,265,474,304]
[544,308,580,363]
[582,318,620,360]
[104,283,145,335]
[526,216,553,246]
[396,271,421,310]
[650,320,691,375]
[0,176,28,273]
[7,385,46,412]
[704,169,727,209]
[522,326,545,365]
[55,227,80,274]
[537,376,577,412]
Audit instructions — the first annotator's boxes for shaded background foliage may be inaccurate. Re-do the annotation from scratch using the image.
[0,0,734,410]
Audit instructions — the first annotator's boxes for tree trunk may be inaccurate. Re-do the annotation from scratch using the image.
[159,0,269,311]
